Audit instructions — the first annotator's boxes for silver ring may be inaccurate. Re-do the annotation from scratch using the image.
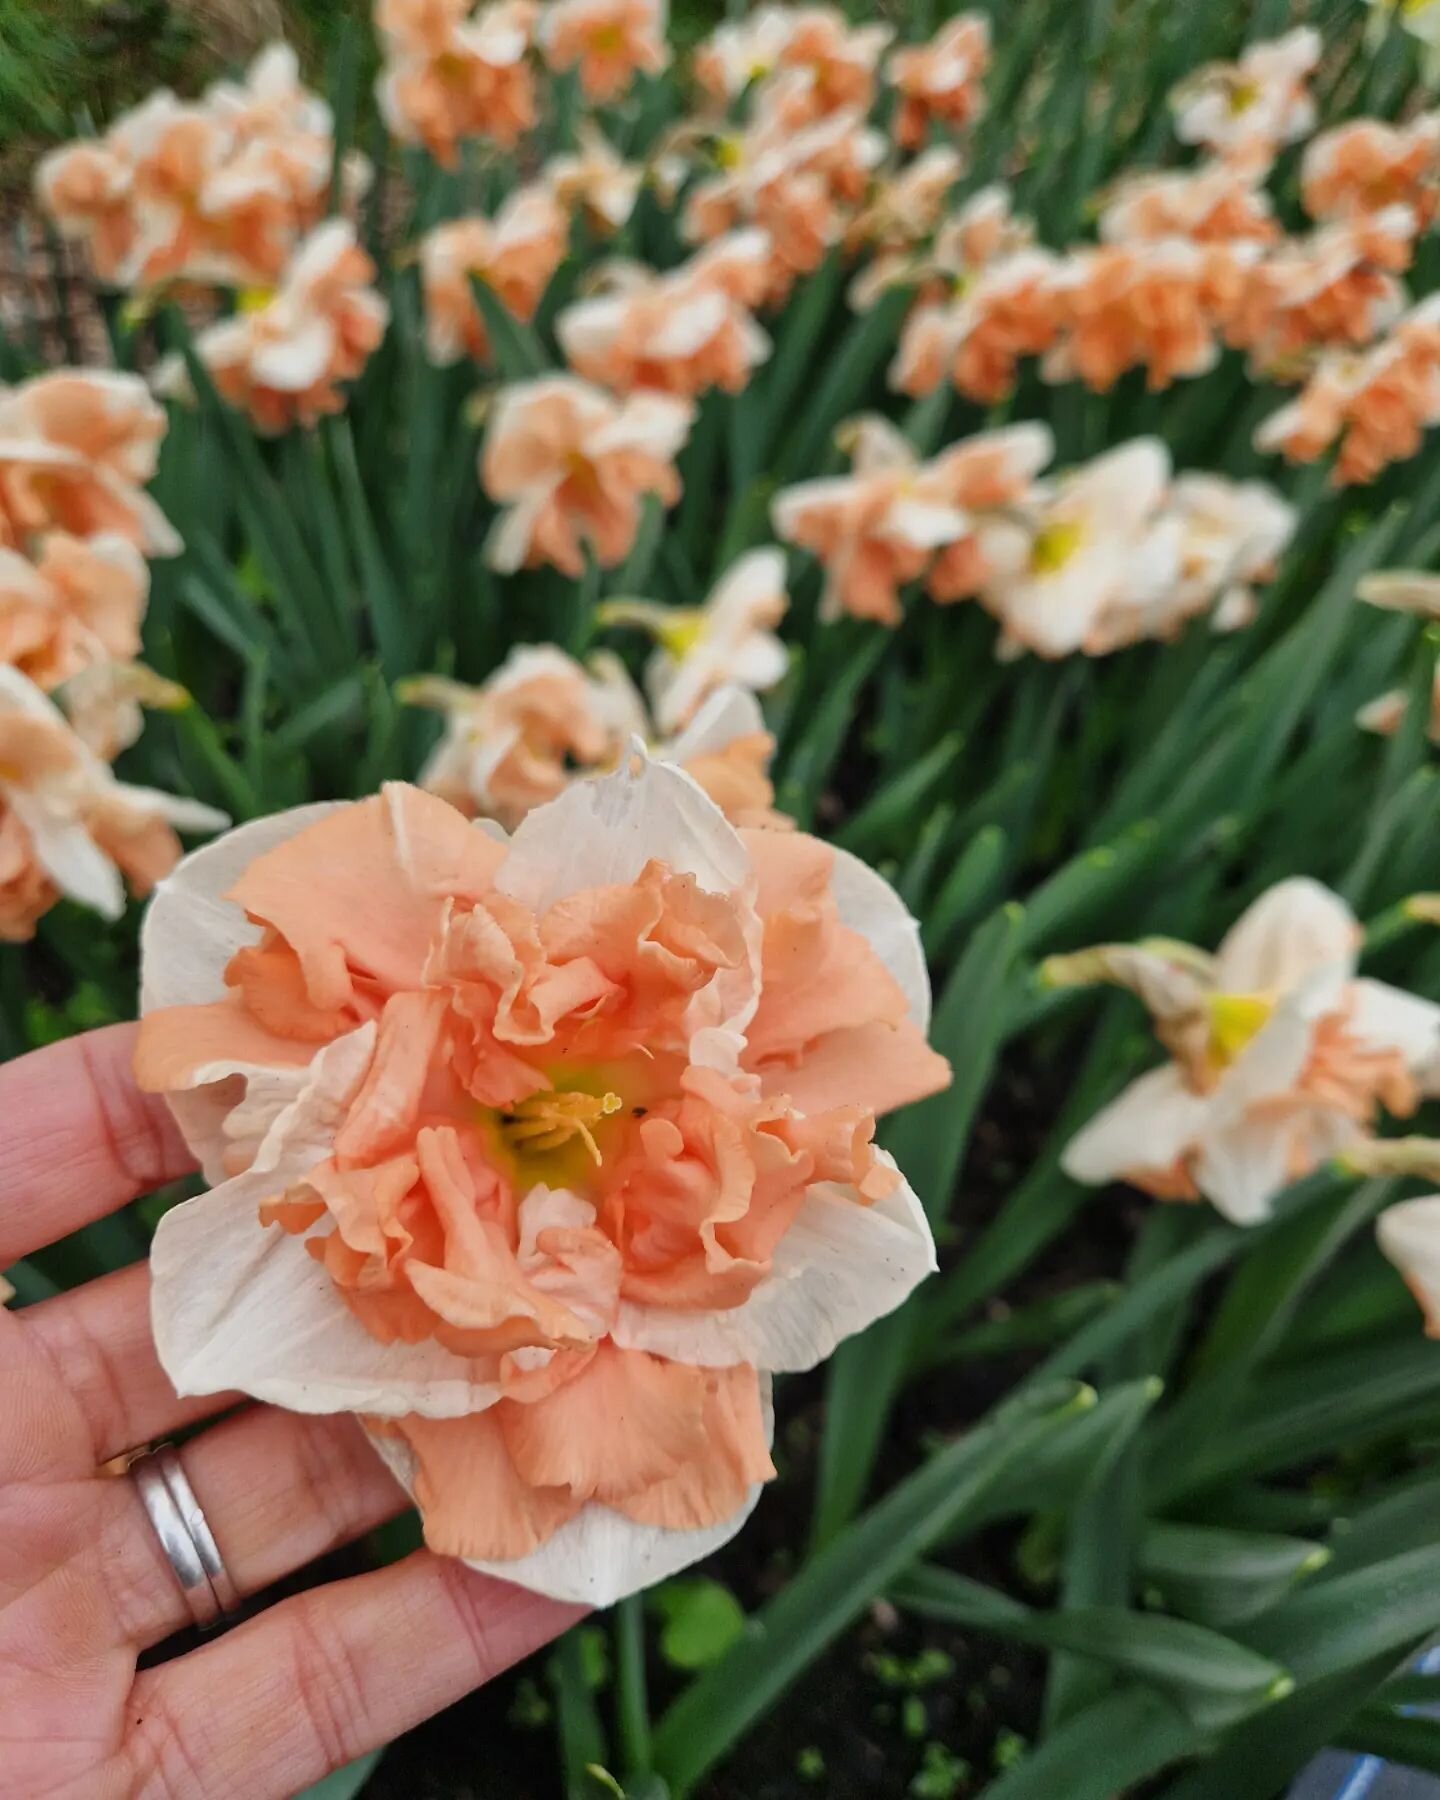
[130,1444,240,1628]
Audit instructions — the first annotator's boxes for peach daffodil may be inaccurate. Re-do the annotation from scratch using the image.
[772,416,970,627]
[376,0,538,165]
[887,13,990,152]
[537,0,669,102]
[0,665,224,941]
[420,185,569,367]
[1303,113,1440,227]
[1254,294,1440,486]
[1056,878,1440,1223]
[157,220,389,434]
[545,122,645,234]
[1098,160,1279,248]
[480,375,693,576]
[0,531,147,693]
[0,370,179,558]
[598,546,789,734]
[134,755,948,1602]
[557,231,772,399]
[399,645,640,828]
[754,8,893,130]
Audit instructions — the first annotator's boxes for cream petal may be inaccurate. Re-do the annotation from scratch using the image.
[1061,1062,1209,1186]
[1213,877,1359,994]
[1347,978,1440,1069]
[1377,1195,1440,1335]
[826,843,931,1032]
[151,1170,501,1420]
[664,684,765,763]
[496,747,751,913]
[140,801,345,1014]
[1193,1111,1302,1226]
[9,795,123,919]
[364,1376,773,1606]
[611,1165,935,1372]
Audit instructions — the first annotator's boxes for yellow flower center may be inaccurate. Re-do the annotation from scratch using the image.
[500,1089,624,1164]
[716,136,744,171]
[1029,519,1085,575]
[236,286,275,315]
[1206,991,1274,1066]
[590,22,626,51]
[1226,78,1261,116]
[1403,0,1440,17]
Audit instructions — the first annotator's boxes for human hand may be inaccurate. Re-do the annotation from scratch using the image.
[0,1023,582,1800]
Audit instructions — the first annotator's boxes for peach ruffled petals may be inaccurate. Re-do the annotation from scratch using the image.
[141,757,946,1601]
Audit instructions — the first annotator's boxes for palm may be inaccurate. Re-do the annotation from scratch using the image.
[0,1025,577,1800]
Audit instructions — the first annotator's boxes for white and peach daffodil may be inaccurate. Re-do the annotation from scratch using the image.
[973,439,1180,660]
[0,531,147,693]
[692,7,797,106]
[0,666,225,942]
[544,123,645,235]
[399,646,640,829]
[886,14,990,152]
[1056,878,1440,1224]
[772,417,970,627]
[156,220,389,435]
[537,0,669,102]
[1170,27,1322,168]
[420,185,569,367]
[557,232,772,400]
[376,0,538,165]
[0,370,179,558]
[1302,113,1440,227]
[598,546,789,734]
[135,756,949,1604]
[480,375,693,576]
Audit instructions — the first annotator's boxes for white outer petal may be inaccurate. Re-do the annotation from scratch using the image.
[140,801,345,1013]
[611,1164,935,1372]
[1061,1062,1209,1185]
[1378,1195,1440,1336]
[827,844,932,1032]
[1347,977,1440,1069]
[1213,877,1360,994]
[364,1375,774,1606]
[496,748,751,912]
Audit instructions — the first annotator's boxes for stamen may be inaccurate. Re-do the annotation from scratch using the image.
[501,1089,624,1165]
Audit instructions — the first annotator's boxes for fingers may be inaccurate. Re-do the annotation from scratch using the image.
[2,1406,408,1690]
[120,1553,583,1800]
[0,1024,194,1265]
[19,1261,237,1466]
[109,1408,409,1649]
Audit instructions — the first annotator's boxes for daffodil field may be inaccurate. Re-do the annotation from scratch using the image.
[19,0,1440,1795]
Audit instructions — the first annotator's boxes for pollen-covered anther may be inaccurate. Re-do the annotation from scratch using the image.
[501,1089,625,1163]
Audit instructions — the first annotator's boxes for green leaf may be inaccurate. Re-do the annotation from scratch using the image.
[1336,1710,1440,1775]
[979,1687,1199,1800]
[893,1566,1292,1732]
[811,903,1027,1543]
[294,1749,384,1800]
[1138,1525,1332,1629]
[650,1384,1092,1796]
[651,1579,746,1672]
[469,276,551,378]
